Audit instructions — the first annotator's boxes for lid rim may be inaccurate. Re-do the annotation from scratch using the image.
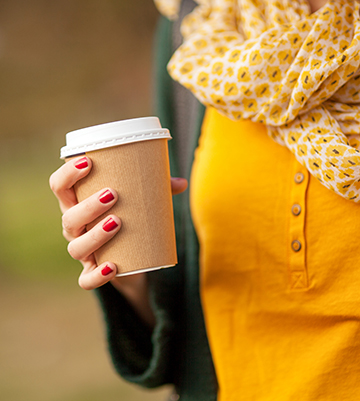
[60,129,171,159]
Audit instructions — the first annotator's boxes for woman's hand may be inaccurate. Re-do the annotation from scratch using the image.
[49,155,187,326]
[49,156,118,289]
[49,155,187,287]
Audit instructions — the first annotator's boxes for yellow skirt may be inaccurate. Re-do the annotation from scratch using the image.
[190,107,360,401]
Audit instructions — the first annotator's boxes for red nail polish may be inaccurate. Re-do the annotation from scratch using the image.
[75,157,88,169]
[101,265,113,276]
[102,218,118,232]
[99,190,115,204]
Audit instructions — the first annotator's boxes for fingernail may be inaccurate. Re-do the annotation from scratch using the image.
[75,157,88,169]
[102,218,118,232]
[101,265,113,276]
[99,190,115,204]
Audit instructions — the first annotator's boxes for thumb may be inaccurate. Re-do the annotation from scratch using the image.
[171,177,188,195]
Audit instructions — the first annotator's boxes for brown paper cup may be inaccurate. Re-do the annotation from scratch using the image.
[62,118,177,276]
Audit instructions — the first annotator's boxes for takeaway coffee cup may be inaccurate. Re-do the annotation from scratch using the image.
[60,117,177,276]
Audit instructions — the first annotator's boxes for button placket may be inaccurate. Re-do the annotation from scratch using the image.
[288,162,309,290]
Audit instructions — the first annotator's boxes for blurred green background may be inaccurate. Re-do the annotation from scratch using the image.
[0,0,172,399]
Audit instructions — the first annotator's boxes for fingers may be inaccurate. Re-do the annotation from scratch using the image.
[49,156,92,213]
[78,260,118,291]
[50,162,187,292]
[67,215,121,261]
[62,188,118,240]
[171,177,188,195]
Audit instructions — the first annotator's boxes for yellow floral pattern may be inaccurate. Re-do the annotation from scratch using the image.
[155,0,360,202]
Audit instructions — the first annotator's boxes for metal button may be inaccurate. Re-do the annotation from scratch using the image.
[294,172,304,184]
[291,240,302,252]
[291,204,301,216]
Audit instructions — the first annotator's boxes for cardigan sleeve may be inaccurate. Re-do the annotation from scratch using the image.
[94,262,183,388]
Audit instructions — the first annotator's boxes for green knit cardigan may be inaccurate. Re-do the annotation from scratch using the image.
[95,14,218,401]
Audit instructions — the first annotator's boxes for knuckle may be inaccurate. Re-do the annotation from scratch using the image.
[62,228,72,242]
[61,212,74,234]
[67,241,81,260]
[49,173,60,194]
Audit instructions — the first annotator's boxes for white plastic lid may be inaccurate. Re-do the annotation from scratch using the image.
[60,117,171,158]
